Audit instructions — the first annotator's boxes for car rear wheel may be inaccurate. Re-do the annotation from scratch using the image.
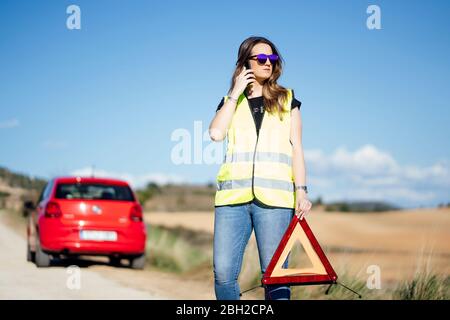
[35,237,51,268]
[26,242,35,263]
[130,254,146,270]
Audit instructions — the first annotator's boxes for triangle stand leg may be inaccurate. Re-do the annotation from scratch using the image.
[239,284,263,297]
[325,283,334,295]
[335,281,363,299]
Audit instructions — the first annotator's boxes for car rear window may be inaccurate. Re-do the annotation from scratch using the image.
[55,183,135,201]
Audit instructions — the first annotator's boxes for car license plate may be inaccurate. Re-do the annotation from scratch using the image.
[79,230,117,241]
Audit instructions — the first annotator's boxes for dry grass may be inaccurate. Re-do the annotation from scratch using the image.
[392,247,450,300]
[144,207,450,299]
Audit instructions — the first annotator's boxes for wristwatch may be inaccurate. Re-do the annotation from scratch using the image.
[295,185,308,193]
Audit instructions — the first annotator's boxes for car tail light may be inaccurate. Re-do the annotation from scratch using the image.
[45,201,62,218]
[129,204,143,222]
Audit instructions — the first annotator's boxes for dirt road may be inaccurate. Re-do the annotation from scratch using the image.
[0,210,248,300]
[0,219,171,299]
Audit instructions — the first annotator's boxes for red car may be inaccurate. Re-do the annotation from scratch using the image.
[26,176,147,269]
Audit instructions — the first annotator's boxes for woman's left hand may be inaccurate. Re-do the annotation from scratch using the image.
[295,191,312,220]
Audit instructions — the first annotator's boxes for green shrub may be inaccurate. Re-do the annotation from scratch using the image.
[145,224,212,273]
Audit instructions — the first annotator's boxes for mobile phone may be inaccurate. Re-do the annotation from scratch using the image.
[245,61,253,90]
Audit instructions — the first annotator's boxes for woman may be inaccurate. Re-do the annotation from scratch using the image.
[208,36,312,300]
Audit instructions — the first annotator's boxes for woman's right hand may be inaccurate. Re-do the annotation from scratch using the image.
[230,66,255,98]
[209,67,255,142]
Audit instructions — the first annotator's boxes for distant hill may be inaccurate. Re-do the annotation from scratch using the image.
[137,183,216,212]
[324,200,401,212]
[0,166,47,191]
[0,166,47,211]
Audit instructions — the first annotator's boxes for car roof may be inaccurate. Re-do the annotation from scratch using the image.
[52,176,131,187]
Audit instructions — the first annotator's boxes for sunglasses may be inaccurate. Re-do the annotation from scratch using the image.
[249,53,279,65]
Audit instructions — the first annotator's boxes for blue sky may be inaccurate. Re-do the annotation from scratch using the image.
[1,0,449,208]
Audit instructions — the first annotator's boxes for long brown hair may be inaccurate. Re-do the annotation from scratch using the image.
[228,36,289,120]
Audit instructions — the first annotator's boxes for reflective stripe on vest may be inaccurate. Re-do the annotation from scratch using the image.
[224,151,292,166]
[217,177,294,192]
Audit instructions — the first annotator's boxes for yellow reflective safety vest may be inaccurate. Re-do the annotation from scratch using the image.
[215,88,296,209]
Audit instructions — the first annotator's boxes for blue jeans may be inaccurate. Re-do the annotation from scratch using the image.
[213,201,294,300]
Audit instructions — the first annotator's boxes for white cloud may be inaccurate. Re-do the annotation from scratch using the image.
[304,144,450,207]
[346,187,436,202]
[331,144,398,175]
[402,160,450,186]
[69,167,186,189]
[306,144,399,176]
[0,118,19,129]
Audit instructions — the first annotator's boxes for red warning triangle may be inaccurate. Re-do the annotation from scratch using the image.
[262,214,338,286]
